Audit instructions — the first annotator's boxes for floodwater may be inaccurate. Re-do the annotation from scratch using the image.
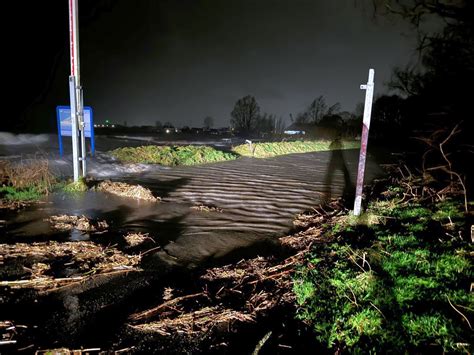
[0,133,383,270]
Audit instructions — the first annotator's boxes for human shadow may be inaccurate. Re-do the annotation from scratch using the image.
[322,135,355,206]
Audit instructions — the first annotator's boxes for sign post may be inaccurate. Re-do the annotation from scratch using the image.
[354,69,375,216]
[57,106,95,157]
[68,0,86,181]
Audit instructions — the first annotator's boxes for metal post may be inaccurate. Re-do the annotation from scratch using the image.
[69,0,86,180]
[353,69,375,216]
[69,76,80,182]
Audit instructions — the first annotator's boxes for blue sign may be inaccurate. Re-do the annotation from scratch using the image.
[56,106,95,156]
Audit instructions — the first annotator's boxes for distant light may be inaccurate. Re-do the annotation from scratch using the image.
[106,120,110,123]
[166,129,170,134]
[111,125,115,128]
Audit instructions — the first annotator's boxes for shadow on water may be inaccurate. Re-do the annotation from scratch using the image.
[322,136,355,207]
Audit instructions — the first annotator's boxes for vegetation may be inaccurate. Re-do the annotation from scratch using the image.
[230,95,261,132]
[110,145,238,165]
[233,140,360,158]
[0,160,56,202]
[0,185,43,201]
[293,184,472,352]
[62,178,89,194]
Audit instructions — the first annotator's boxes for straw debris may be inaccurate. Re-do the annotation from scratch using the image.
[0,241,141,290]
[124,232,153,247]
[47,214,109,232]
[191,204,224,213]
[96,180,160,202]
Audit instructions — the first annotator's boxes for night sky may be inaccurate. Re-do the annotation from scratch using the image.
[9,0,421,130]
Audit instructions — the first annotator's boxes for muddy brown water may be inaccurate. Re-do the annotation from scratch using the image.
[2,149,382,269]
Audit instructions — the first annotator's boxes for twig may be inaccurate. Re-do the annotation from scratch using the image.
[252,331,272,355]
[129,292,204,322]
[447,295,472,330]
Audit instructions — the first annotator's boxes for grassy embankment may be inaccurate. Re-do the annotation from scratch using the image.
[110,140,360,164]
[293,179,473,352]
[110,145,238,165]
[233,139,360,158]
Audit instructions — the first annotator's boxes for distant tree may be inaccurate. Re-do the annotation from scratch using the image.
[255,112,275,133]
[163,121,173,128]
[230,95,260,132]
[296,96,341,124]
[275,116,286,134]
[203,116,214,129]
[306,96,328,124]
[155,120,162,129]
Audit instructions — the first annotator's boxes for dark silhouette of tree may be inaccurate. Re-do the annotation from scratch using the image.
[296,96,341,124]
[203,116,214,129]
[230,95,261,132]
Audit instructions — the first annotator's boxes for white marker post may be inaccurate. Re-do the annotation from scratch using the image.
[354,69,375,216]
[68,0,86,181]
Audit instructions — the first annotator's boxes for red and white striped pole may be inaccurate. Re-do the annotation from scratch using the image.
[354,69,375,216]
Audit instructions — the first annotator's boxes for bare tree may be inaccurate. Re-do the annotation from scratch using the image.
[296,96,341,124]
[203,116,214,129]
[230,95,261,132]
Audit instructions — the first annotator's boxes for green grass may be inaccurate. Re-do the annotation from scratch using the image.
[0,186,43,201]
[293,193,473,352]
[232,140,360,158]
[110,145,239,165]
[62,178,89,193]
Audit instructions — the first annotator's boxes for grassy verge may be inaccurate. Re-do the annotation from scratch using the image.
[232,139,360,158]
[110,145,238,165]
[293,182,472,352]
[0,160,56,204]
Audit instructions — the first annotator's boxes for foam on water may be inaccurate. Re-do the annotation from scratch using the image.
[0,132,50,145]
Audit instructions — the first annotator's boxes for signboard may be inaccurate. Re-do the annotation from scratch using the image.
[56,106,95,156]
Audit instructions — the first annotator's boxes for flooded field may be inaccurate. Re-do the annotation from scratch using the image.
[0,133,383,351]
[1,134,382,269]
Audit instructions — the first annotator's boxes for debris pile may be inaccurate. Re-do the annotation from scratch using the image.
[124,232,154,247]
[47,214,108,232]
[96,180,160,202]
[126,201,344,341]
[0,241,141,290]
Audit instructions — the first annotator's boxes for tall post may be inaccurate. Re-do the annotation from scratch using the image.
[68,76,80,182]
[354,69,375,216]
[68,0,86,180]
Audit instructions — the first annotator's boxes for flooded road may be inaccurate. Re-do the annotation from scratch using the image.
[1,147,382,270]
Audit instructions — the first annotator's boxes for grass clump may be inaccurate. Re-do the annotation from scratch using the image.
[62,178,88,194]
[110,145,238,166]
[232,140,360,158]
[293,190,472,352]
[0,185,42,201]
